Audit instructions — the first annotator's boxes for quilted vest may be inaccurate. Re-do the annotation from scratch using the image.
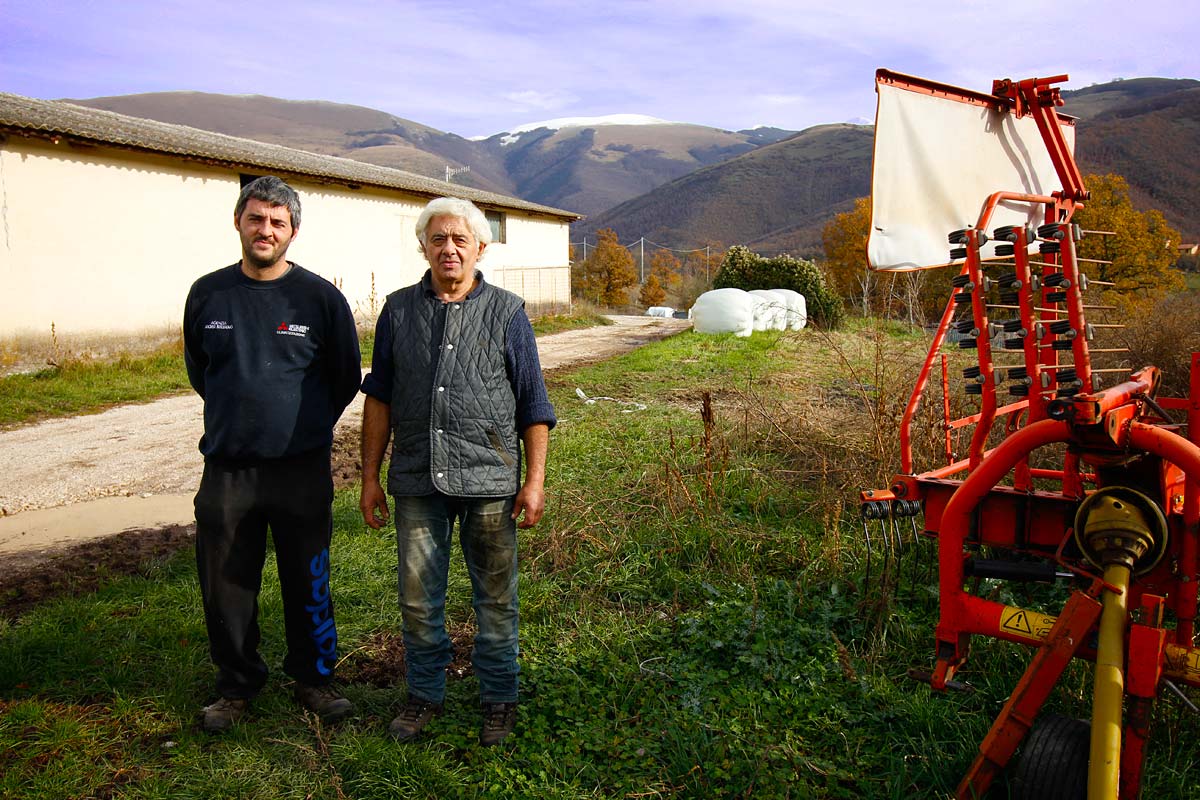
[385,278,525,497]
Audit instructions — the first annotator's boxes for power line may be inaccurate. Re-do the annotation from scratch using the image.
[571,237,713,255]
[571,234,719,282]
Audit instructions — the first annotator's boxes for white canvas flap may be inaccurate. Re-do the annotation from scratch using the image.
[867,79,1074,271]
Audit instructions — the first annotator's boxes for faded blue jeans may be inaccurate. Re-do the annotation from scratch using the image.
[394,493,519,705]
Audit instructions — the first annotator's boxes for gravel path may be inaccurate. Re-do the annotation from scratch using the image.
[0,316,689,557]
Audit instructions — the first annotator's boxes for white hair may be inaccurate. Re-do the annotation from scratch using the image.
[415,197,492,249]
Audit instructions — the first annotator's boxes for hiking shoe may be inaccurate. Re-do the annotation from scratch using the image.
[294,683,355,723]
[388,696,443,742]
[480,702,518,746]
[201,697,248,733]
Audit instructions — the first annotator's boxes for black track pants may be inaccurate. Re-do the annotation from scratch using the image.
[194,448,338,699]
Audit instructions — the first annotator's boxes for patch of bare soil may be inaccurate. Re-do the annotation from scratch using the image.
[339,625,476,688]
[0,524,194,620]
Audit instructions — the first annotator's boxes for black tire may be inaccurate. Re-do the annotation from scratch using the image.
[1011,713,1089,800]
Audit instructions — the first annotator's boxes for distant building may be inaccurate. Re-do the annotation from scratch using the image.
[0,92,580,338]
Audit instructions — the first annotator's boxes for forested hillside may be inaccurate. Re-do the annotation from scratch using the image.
[578,124,873,258]
[579,77,1199,256]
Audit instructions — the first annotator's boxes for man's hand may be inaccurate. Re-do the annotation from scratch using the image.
[360,395,392,529]
[511,482,545,529]
[512,422,549,529]
[360,479,391,529]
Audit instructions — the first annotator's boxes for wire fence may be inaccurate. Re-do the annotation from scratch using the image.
[570,236,716,282]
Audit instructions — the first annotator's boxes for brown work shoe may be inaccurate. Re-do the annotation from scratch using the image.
[388,696,443,742]
[479,701,518,746]
[201,697,248,733]
[294,683,355,723]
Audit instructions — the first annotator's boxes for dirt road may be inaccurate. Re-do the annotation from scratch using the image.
[0,315,689,567]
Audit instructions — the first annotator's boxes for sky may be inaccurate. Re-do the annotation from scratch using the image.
[2,0,1197,139]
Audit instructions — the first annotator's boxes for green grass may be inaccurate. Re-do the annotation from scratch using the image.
[531,309,613,337]
[2,326,1198,798]
[0,345,192,427]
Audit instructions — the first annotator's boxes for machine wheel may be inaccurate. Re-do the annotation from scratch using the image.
[1011,714,1089,800]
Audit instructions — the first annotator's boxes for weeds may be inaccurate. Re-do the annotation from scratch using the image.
[0,340,192,427]
[0,324,182,377]
[531,301,613,336]
[1110,291,1200,398]
[355,272,381,323]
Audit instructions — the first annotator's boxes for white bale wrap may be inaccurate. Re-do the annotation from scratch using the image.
[646,306,675,317]
[771,289,808,330]
[690,288,754,337]
[749,290,789,331]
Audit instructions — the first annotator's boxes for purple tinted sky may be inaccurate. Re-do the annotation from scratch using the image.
[3,0,1196,138]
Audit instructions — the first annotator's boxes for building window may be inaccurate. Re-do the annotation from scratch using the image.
[485,210,507,244]
[239,173,264,188]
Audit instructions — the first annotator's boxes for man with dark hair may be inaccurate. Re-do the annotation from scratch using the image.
[359,196,555,747]
[184,175,362,733]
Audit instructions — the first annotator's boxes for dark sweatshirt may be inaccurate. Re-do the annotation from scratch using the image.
[183,263,361,462]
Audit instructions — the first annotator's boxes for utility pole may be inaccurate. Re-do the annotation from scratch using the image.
[445,165,471,183]
[639,237,645,282]
[706,245,710,282]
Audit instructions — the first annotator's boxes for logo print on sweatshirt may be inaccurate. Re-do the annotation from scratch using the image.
[204,320,233,330]
[276,322,311,338]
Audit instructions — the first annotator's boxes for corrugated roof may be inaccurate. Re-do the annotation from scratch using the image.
[0,91,580,220]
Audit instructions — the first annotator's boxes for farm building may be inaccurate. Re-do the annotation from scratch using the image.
[0,92,580,339]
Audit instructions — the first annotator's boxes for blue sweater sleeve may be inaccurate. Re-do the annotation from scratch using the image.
[505,310,557,432]
[327,287,363,413]
[361,310,394,403]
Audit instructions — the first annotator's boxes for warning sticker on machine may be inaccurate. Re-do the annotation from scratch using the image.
[1000,607,1056,641]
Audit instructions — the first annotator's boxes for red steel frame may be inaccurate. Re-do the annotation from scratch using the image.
[863,71,1200,799]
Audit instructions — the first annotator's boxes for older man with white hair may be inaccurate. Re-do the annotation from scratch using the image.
[359,197,555,747]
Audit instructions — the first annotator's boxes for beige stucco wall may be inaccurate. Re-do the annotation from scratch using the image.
[0,134,572,340]
[0,137,236,338]
[483,213,572,313]
[281,184,423,320]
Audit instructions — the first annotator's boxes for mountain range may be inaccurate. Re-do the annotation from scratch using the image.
[68,76,1199,258]
[71,93,794,218]
[582,77,1200,256]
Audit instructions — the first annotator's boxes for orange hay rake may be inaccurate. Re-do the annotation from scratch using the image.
[860,70,1199,799]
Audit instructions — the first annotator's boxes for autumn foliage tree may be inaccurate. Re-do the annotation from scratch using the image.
[638,274,667,307]
[822,197,873,309]
[575,228,638,307]
[1074,173,1184,299]
[820,197,947,323]
[649,249,682,289]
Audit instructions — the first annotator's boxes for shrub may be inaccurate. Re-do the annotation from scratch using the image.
[713,246,845,329]
[1110,292,1200,398]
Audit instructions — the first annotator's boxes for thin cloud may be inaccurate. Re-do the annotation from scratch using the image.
[1,0,1196,137]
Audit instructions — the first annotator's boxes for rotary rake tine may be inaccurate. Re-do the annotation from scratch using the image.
[885,507,900,590]
[892,499,925,600]
[860,499,924,597]
[861,500,891,595]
